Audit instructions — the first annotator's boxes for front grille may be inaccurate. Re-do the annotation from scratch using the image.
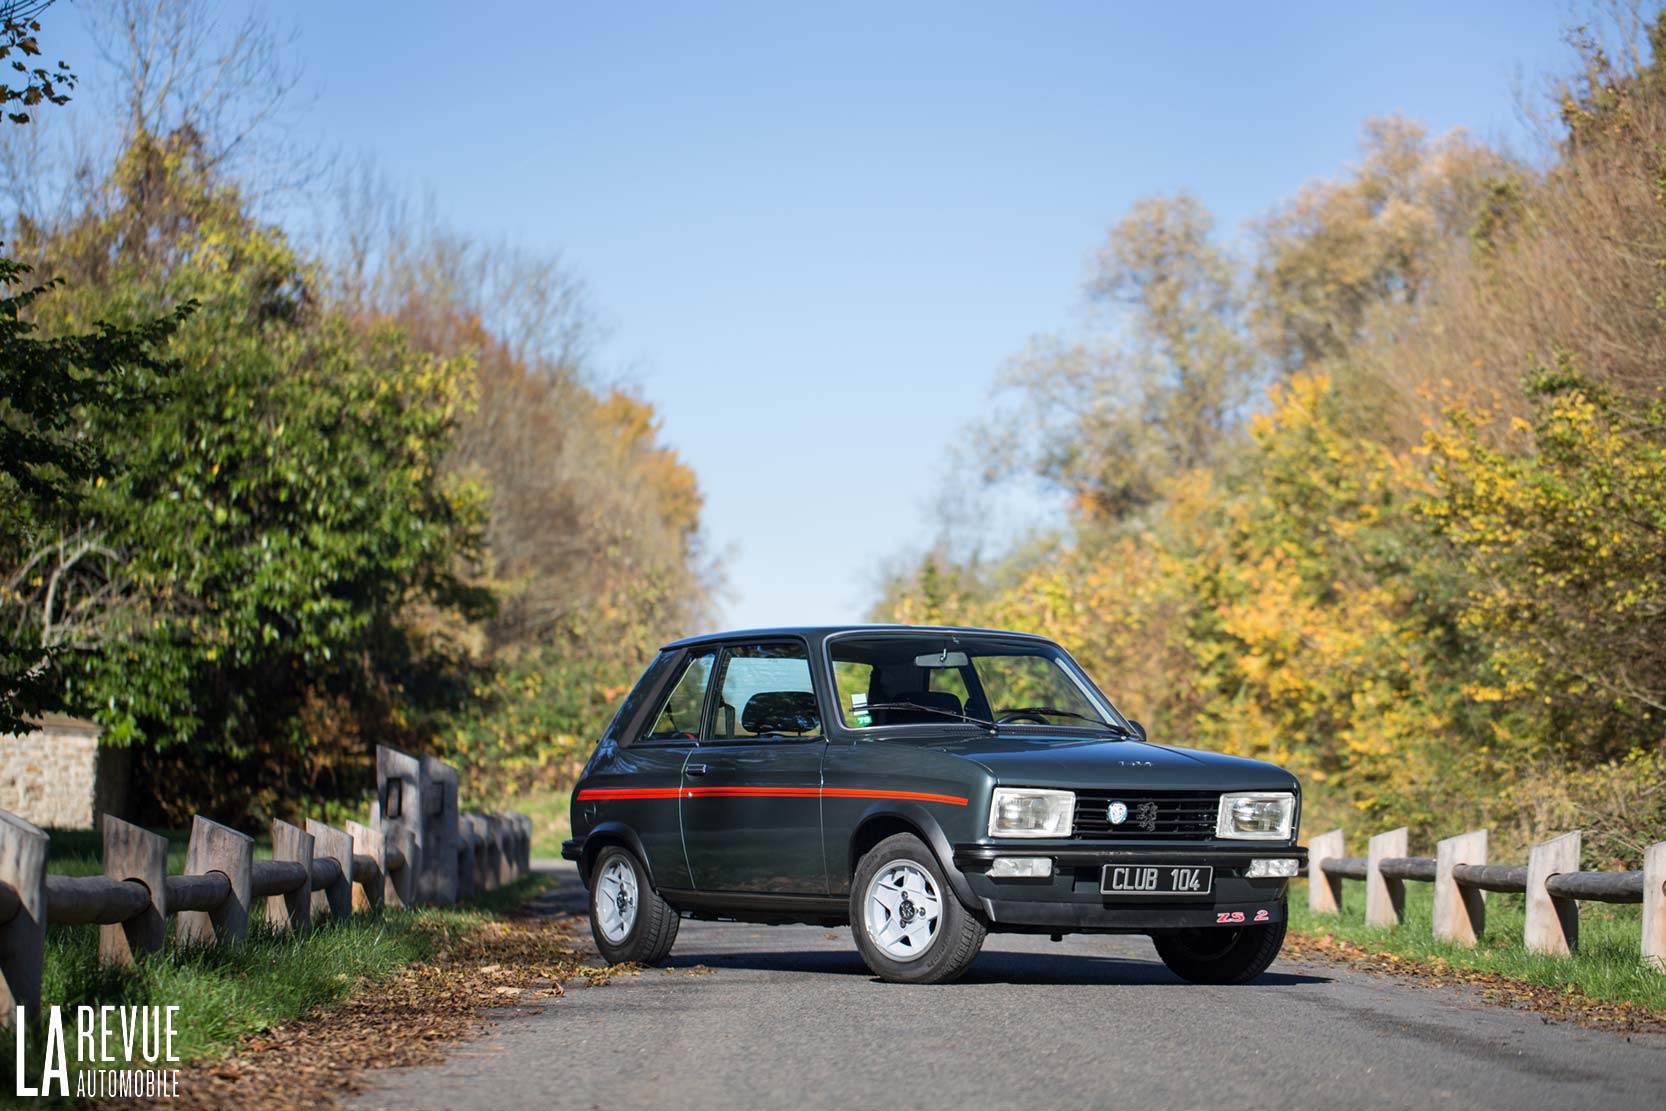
[1072,790,1221,840]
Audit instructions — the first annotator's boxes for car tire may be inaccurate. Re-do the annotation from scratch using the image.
[588,844,679,966]
[850,833,986,984]
[1151,908,1286,984]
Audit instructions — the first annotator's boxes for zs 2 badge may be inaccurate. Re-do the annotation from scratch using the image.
[1217,909,1272,924]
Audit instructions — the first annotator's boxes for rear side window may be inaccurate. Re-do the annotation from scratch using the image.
[602,651,675,745]
[640,650,717,742]
[711,642,819,739]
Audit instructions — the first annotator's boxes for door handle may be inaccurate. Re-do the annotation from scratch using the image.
[686,763,708,777]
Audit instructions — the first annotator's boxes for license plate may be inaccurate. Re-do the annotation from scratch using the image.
[1100,863,1213,896]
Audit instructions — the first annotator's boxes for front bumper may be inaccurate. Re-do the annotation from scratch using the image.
[952,842,1306,933]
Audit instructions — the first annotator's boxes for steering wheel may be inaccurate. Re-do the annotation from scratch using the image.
[996,710,1050,725]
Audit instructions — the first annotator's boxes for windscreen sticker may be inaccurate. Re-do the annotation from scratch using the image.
[851,692,871,725]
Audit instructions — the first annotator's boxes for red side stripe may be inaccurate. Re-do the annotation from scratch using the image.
[680,786,822,799]
[821,787,969,807]
[575,787,683,801]
[576,786,968,806]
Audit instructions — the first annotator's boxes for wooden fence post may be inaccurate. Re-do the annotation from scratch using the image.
[419,754,460,906]
[0,811,48,1018]
[1641,840,1665,969]
[473,813,488,890]
[1433,828,1488,947]
[306,819,354,923]
[493,813,512,886]
[1306,829,1344,915]
[177,816,254,948]
[468,813,488,892]
[456,815,476,900]
[346,819,387,912]
[490,813,507,884]
[1525,830,1581,956]
[267,820,314,934]
[1366,827,1408,927]
[377,746,422,907]
[99,815,167,968]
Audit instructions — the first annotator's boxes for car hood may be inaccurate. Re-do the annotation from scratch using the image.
[924,733,1299,792]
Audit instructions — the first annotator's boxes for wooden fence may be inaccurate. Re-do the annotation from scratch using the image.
[1307,827,1666,965]
[0,744,531,1019]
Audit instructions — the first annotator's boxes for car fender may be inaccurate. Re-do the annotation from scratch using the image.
[849,798,980,911]
[576,819,655,891]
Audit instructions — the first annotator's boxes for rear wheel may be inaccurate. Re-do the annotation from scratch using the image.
[1152,909,1286,984]
[850,833,985,984]
[588,844,679,966]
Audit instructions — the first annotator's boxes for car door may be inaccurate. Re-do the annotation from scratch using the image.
[577,647,716,890]
[679,639,828,894]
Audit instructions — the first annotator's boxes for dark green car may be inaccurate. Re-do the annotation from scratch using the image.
[563,625,1304,984]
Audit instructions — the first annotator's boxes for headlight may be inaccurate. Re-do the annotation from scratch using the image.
[988,787,1075,838]
[1215,792,1296,840]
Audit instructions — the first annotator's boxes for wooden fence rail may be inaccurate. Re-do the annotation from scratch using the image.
[0,745,530,1018]
[1307,826,1666,964]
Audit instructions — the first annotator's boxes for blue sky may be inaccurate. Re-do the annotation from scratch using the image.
[58,1,1580,630]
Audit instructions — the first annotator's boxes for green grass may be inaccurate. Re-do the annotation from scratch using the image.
[487,786,571,859]
[3,864,545,1107]
[1288,878,1666,1013]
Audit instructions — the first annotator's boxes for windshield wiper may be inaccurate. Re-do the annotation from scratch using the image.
[997,706,1130,733]
[865,701,996,731]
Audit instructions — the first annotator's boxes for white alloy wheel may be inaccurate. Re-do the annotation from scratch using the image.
[863,859,943,962]
[595,856,639,943]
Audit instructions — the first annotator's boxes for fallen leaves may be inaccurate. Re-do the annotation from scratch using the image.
[105,904,599,1111]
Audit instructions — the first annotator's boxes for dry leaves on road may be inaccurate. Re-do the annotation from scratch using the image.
[1283,928,1666,1034]
[106,908,609,1111]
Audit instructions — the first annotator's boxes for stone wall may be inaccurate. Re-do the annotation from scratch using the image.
[0,715,121,829]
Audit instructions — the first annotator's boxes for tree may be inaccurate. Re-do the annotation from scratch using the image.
[990,192,1258,520]
[1250,117,1513,374]
[0,2,74,124]
[0,256,187,732]
[14,132,493,818]
[0,0,190,733]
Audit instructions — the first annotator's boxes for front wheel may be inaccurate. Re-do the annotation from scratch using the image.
[850,833,986,984]
[588,844,679,966]
[1152,909,1286,984]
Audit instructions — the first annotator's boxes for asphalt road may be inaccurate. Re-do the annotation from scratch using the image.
[351,862,1666,1111]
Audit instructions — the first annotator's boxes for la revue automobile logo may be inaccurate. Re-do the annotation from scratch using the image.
[12,1005,183,1100]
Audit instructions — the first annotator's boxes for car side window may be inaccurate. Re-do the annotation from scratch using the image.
[710,642,820,740]
[639,650,717,743]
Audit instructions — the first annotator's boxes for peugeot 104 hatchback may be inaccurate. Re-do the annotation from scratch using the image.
[563,625,1304,984]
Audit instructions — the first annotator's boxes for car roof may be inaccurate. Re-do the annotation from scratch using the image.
[661,624,1058,651]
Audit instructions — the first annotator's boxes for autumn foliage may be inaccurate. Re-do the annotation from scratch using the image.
[880,17,1666,866]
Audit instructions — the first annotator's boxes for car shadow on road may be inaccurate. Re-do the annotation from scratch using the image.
[956,949,1329,987]
[667,946,1330,987]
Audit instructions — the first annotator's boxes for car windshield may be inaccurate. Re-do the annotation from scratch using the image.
[828,633,1128,733]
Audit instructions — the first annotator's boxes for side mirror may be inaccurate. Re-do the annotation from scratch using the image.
[1127,719,1147,742]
